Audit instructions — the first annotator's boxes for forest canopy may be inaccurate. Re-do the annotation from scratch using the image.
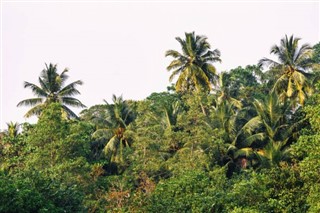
[1,33,320,212]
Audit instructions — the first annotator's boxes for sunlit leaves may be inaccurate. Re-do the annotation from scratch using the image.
[166,32,221,92]
[259,35,315,105]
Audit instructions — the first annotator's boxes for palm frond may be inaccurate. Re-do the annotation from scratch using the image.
[204,63,217,76]
[243,133,266,147]
[23,81,47,97]
[258,58,280,68]
[294,44,313,64]
[234,148,253,159]
[17,98,43,107]
[287,77,294,97]
[58,88,81,97]
[165,49,182,58]
[292,70,306,86]
[58,80,83,96]
[93,128,114,140]
[61,105,79,119]
[38,77,50,93]
[175,37,188,56]
[272,74,288,93]
[167,59,184,71]
[59,68,70,86]
[24,104,44,118]
[175,67,190,91]
[229,97,243,109]
[61,97,86,108]
[103,135,120,159]
[240,116,261,135]
[169,66,186,83]
[192,64,211,91]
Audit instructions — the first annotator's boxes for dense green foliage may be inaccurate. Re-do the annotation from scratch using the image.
[1,33,319,212]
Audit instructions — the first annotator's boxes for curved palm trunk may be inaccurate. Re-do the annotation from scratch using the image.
[195,89,208,116]
[200,103,207,116]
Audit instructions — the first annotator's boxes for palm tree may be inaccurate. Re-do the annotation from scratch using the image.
[216,72,242,109]
[239,93,303,167]
[255,141,291,168]
[258,35,315,105]
[17,63,85,118]
[166,32,221,93]
[218,93,289,172]
[205,99,253,173]
[146,100,182,133]
[4,122,20,138]
[93,95,136,163]
[210,101,238,143]
[0,122,22,159]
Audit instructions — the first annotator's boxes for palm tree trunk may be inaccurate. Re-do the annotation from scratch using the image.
[200,103,207,116]
[195,88,207,116]
[143,141,146,166]
[120,139,123,163]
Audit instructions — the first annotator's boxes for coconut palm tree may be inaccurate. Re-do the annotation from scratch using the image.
[17,63,86,118]
[4,122,20,138]
[216,72,242,109]
[238,93,304,168]
[93,95,136,163]
[146,100,182,133]
[215,94,288,173]
[203,99,254,174]
[258,35,315,105]
[237,93,289,149]
[166,32,221,93]
[210,101,238,142]
[255,140,291,168]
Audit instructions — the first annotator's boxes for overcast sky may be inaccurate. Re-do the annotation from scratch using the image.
[1,1,319,130]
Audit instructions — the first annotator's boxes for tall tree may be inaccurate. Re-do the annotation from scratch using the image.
[17,63,85,118]
[311,42,320,64]
[93,95,136,163]
[146,100,182,133]
[208,100,256,173]
[258,35,315,105]
[224,65,266,104]
[239,93,304,167]
[166,32,221,93]
[292,86,320,212]
[216,72,242,109]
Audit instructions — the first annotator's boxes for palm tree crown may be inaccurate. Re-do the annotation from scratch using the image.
[239,93,303,167]
[4,122,20,138]
[93,95,136,162]
[17,63,86,118]
[258,35,315,105]
[166,32,221,93]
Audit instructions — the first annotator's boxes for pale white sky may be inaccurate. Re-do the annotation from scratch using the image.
[1,1,319,130]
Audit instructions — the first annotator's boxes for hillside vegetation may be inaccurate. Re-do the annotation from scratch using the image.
[1,33,320,212]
